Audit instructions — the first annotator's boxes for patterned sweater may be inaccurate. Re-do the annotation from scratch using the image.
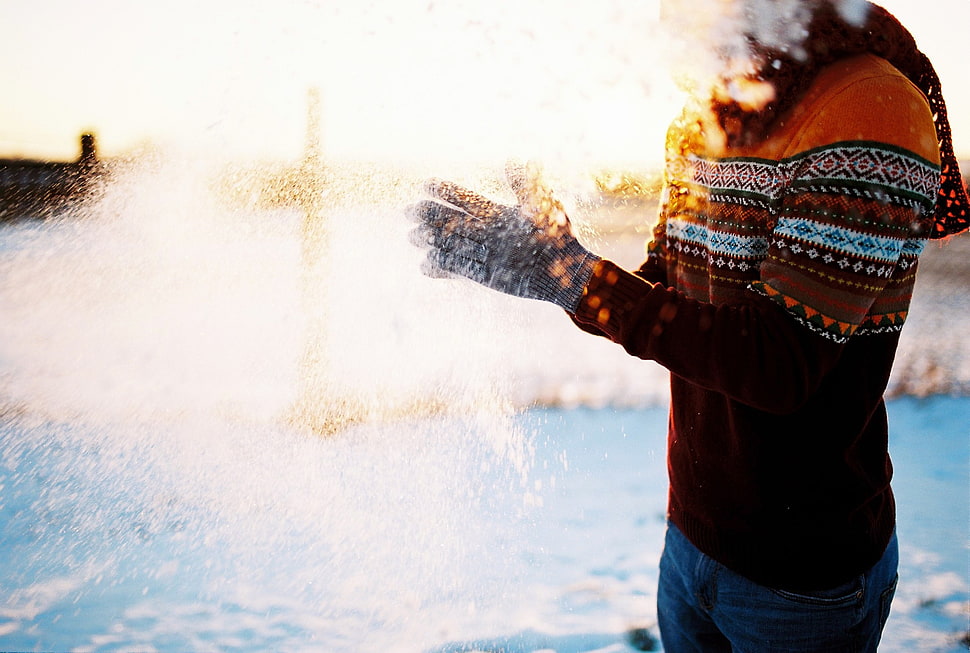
[572,54,941,591]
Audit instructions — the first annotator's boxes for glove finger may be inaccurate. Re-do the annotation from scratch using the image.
[411,211,490,255]
[426,247,487,283]
[408,224,436,249]
[415,218,488,261]
[443,232,488,263]
[504,160,532,206]
[420,256,458,279]
[425,178,503,219]
[406,200,467,227]
[422,201,502,247]
[504,160,571,232]
[405,200,431,224]
[505,160,549,208]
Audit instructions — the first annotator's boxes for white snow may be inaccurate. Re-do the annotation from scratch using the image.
[0,163,966,652]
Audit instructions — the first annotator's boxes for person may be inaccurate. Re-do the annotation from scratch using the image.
[407,1,969,651]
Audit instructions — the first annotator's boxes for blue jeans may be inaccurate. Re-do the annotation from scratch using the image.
[657,523,898,652]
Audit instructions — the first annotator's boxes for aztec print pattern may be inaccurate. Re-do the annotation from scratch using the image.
[655,141,939,342]
[790,143,940,201]
[665,143,939,206]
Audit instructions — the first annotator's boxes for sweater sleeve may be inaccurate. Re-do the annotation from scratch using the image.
[750,70,941,342]
[573,260,844,413]
[569,195,669,338]
[571,68,940,414]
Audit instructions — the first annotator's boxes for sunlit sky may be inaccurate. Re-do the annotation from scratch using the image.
[1,0,968,167]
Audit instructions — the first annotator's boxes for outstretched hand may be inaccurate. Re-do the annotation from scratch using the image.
[407,163,600,312]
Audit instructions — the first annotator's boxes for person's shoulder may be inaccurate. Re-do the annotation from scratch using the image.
[812,53,913,92]
[781,53,940,163]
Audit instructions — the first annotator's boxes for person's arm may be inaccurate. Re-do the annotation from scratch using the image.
[573,72,941,413]
[408,68,939,415]
[572,260,844,413]
[571,198,670,339]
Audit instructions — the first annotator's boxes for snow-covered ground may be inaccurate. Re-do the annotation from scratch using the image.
[0,164,966,652]
[0,399,965,652]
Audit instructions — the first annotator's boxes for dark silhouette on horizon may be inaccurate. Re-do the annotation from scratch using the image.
[0,132,106,221]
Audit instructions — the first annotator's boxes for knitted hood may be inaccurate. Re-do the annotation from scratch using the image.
[712,0,968,238]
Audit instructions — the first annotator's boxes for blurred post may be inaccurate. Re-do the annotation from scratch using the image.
[290,87,364,434]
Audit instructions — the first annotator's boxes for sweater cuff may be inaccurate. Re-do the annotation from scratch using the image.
[573,260,653,339]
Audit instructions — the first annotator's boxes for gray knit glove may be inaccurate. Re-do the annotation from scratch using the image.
[407,164,600,313]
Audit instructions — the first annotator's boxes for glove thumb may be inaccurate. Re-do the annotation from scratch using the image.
[505,160,569,231]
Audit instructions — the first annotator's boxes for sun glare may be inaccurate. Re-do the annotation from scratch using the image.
[0,0,967,165]
[0,0,677,168]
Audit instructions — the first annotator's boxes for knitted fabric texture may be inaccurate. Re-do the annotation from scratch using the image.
[713,0,968,238]
[660,53,941,342]
[570,53,940,589]
[413,179,600,312]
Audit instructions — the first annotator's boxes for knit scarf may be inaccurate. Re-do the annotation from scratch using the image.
[714,0,969,239]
